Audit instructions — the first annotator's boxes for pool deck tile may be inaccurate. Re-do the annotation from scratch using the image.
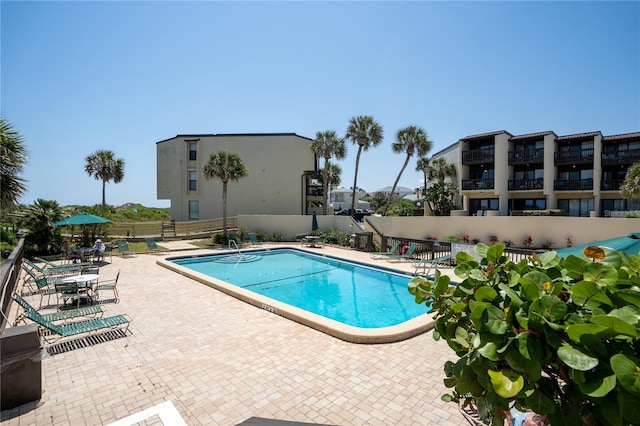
[2,243,466,426]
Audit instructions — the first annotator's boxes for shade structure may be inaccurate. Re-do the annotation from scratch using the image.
[555,233,640,258]
[54,212,112,227]
[311,211,318,231]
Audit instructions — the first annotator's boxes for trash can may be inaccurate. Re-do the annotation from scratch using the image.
[1,323,44,409]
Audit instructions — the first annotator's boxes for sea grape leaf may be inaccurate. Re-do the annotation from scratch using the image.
[571,280,613,307]
[487,369,524,398]
[578,373,617,397]
[475,286,497,302]
[584,262,619,287]
[484,305,508,335]
[590,315,638,337]
[557,345,599,371]
[610,354,640,396]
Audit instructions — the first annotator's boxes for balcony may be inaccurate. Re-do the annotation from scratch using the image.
[306,186,324,197]
[601,149,640,166]
[554,179,593,191]
[508,178,543,191]
[601,179,625,191]
[462,179,494,190]
[508,148,544,165]
[554,149,594,166]
[462,149,494,165]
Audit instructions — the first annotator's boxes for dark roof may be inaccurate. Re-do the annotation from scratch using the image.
[460,130,512,141]
[556,131,602,141]
[602,132,640,141]
[156,132,314,144]
[510,131,556,141]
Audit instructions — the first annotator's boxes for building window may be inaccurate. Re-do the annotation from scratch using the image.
[558,198,594,217]
[188,170,197,191]
[189,200,199,220]
[189,142,197,161]
[510,198,546,210]
[469,198,499,215]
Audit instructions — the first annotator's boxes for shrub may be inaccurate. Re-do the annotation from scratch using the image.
[408,244,640,426]
[272,233,283,242]
[446,234,461,243]
[255,230,269,242]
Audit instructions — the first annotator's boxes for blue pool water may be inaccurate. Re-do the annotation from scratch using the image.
[171,248,430,328]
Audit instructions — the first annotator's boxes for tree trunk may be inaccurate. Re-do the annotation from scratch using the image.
[350,145,364,214]
[101,179,106,211]
[384,155,410,215]
[322,157,330,215]
[222,181,228,236]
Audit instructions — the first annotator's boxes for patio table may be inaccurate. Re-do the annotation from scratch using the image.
[61,274,100,305]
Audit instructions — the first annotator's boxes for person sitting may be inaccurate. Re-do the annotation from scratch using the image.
[92,239,106,262]
[61,241,82,263]
[505,407,549,426]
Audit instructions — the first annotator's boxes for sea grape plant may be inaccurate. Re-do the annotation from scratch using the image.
[408,243,640,426]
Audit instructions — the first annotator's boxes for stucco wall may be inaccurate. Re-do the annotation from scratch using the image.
[238,215,359,240]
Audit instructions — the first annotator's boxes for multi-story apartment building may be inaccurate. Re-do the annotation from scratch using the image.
[157,133,321,221]
[431,130,640,217]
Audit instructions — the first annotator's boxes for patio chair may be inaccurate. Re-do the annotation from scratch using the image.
[13,294,104,325]
[55,281,83,309]
[96,271,120,302]
[116,239,137,257]
[370,241,401,259]
[145,237,167,254]
[385,243,418,262]
[248,233,264,247]
[413,253,453,277]
[13,294,131,344]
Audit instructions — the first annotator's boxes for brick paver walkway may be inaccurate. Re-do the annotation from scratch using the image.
[1,244,466,425]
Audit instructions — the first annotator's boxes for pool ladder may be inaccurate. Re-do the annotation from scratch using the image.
[228,239,245,269]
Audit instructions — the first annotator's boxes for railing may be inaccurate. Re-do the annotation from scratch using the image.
[601,149,640,165]
[508,178,543,191]
[554,179,593,191]
[1,238,25,331]
[554,149,594,165]
[462,179,494,190]
[462,149,495,165]
[601,179,625,191]
[106,217,238,240]
[306,186,324,197]
[508,148,544,165]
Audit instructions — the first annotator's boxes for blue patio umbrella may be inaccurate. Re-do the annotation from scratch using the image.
[311,211,319,231]
[555,233,640,258]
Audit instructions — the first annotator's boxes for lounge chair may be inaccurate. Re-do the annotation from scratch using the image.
[370,241,401,259]
[116,240,137,257]
[145,237,166,253]
[13,294,131,344]
[23,258,85,277]
[413,253,453,277]
[385,243,418,262]
[248,233,264,247]
[13,294,104,325]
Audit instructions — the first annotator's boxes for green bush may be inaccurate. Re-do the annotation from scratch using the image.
[319,228,350,246]
[409,243,640,426]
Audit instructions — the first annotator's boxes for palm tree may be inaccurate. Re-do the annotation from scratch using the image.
[22,199,63,255]
[345,115,383,214]
[415,156,430,197]
[427,157,457,183]
[318,161,343,209]
[311,130,347,214]
[384,125,432,214]
[425,158,458,216]
[621,161,640,199]
[84,150,125,210]
[202,151,248,237]
[0,117,28,211]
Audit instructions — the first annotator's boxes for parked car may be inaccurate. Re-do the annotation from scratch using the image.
[334,208,371,221]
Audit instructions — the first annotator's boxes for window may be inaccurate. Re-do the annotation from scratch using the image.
[189,201,199,220]
[188,170,197,191]
[189,142,197,161]
[469,198,499,214]
[558,199,594,217]
[510,198,546,210]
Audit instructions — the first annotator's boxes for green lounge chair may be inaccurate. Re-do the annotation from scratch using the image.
[116,240,137,257]
[13,294,131,344]
[145,238,166,254]
[386,243,418,262]
[248,233,264,246]
[13,294,104,325]
[413,253,453,277]
[370,241,401,259]
[23,258,85,277]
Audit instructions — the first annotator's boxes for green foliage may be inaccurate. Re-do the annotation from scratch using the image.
[408,244,640,426]
[446,234,461,243]
[317,228,350,246]
[22,199,64,256]
[386,199,416,217]
[255,230,269,242]
[425,181,458,216]
[212,232,228,245]
[367,192,388,212]
[271,233,283,242]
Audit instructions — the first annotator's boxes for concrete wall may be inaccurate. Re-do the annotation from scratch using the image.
[238,214,360,241]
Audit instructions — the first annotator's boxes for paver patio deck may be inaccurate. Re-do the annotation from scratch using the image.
[1,243,467,425]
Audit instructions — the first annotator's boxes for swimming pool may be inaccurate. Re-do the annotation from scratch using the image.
[158,247,435,343]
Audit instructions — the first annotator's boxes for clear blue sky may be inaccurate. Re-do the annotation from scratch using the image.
[2,1,639,208]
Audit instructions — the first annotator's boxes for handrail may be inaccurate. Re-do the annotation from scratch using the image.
[1,238,26,331]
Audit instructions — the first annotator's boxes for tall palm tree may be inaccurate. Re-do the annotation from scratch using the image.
[425,158,458,216]
[84,150,125,211]
[203,151,248,237]
[384,125,432,214]
[311,130,347,214]
[415,156,430,197]
[345,115,383,214]
[0,117,28,211]
[317,161,343,209]
[621,161,640,199]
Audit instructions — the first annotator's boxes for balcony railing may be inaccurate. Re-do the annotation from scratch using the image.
[508,148,544,165]
[601,179,625,191]
[462,149,494,165]
[554,149,594,166]
[601,149,640,166]
[306,186,324,197]
[508,178,543,191]
[462,179,494,190]
[554,179,593,191]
